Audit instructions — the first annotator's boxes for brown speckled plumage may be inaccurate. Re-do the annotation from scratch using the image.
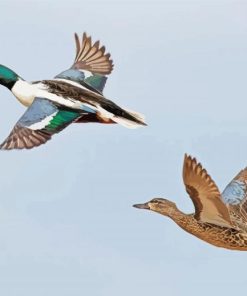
[134,154,247,251]
[170,210,247,250]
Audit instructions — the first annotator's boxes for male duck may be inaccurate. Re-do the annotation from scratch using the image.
[0,33,146,150]
[134,154,247,250]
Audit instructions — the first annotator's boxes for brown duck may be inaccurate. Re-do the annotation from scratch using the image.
[134,154,247,250]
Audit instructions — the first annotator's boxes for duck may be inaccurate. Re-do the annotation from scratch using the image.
[0,33,146,150]
[133,154,247,251]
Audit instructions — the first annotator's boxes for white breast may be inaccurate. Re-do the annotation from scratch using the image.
[11,79,97,111]
[11,80,80,109]
[11,80,36,107]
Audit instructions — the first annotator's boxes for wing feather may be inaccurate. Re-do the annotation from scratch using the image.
[73,33,113,75]
[222,167,247,228]
[183,154,233,227]
[0,98,83,150]
[55,32,112,93]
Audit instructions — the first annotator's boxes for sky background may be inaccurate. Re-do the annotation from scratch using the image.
[0,0,247,295]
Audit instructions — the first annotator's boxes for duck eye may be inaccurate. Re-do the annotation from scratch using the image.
[152,199,159,204]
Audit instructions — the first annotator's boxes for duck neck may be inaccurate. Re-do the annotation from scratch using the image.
[165,207,192,230]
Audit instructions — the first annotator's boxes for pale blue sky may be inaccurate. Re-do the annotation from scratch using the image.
[0,0,247,295]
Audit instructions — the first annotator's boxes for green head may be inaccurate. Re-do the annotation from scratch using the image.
[0,65,20,89]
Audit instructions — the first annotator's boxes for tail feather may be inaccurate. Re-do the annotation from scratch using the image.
[112,109,147,129]
[112,117,142,129]
[124,108,146,124]
[96,104,147,129]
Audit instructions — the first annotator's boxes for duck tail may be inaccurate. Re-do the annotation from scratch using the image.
[124,108,146,123]
[112,108,147,129]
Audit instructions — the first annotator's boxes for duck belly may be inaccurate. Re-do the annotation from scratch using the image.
[177,217,247,250]
[191,224,247,251]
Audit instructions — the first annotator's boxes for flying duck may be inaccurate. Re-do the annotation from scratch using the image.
[134,154,247,250]
[0,33,146,150]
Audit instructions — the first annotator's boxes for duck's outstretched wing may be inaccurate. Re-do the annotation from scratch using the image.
[0,97,83,150]
[222,168,247,226]
[55,33,113,94]
[183,154,233,227]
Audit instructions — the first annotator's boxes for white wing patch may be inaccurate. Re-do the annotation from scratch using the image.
[81,70,93,79]
[29,111,58,130]
[53,78,97,93]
